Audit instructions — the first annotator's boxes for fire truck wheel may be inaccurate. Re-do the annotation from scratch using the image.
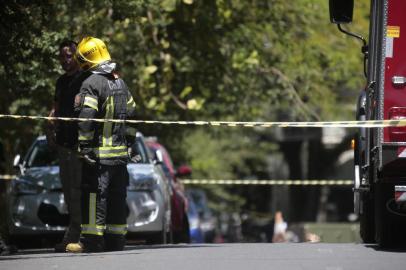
[359,191,375,243]
[375,182,406,248]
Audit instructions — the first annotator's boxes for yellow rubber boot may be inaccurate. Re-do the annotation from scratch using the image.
[66,243,84,253]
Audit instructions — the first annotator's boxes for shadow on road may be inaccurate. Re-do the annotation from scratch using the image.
[365,243,406,253]
[0,244,218,261]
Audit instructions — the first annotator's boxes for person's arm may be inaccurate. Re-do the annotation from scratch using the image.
[48,105,55,117]
[45,108,57,149]
[74,81,99,163]
[52,79,61,120]
[45,83,60,149]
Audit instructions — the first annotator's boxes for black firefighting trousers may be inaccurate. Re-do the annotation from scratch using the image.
[80,163,128,252]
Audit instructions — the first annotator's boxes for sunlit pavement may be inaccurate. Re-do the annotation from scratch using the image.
[1,243,406,270]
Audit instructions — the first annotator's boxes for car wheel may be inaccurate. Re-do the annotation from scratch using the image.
[147,206,170,244]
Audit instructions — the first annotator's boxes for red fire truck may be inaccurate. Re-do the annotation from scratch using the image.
[330,0,406,246]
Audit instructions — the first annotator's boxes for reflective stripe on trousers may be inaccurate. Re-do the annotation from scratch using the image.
[80,163,128,247]
[105,224,127,235]
[81,224,105,236]
[81,192,104,236]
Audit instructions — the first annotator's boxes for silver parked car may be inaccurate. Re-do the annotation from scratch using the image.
[7,133,171,246]
[126,132,171,243]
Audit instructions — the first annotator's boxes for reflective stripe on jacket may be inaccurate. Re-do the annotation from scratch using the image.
[76,73,136,165]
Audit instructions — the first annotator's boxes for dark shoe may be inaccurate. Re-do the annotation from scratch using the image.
[0,244,17,256]
[54,241,68,253]
[104,234,125,252]
[80,235,104,253]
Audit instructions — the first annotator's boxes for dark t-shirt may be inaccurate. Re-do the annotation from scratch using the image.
[54,71,84,148]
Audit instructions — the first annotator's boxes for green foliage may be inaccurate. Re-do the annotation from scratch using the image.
[176,127,275,211]
[0,0,370,212]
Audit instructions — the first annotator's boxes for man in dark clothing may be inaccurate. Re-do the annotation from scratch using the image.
[48,40,84,252]
[1,174,11,256]
[0,143,17,255]
[66,37,136,253]
[0,235,17,256]
[0,236,11,256]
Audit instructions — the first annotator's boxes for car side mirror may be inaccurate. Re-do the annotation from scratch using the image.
[154,149,164,164]
[329,0,353,24]
[13,154,25,175]
[13,154,21,168]
[176,165,192,177]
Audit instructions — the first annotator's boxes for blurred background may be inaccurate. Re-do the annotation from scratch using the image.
[0,0,370,245]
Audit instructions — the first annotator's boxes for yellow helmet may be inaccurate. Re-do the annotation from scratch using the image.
[75,37,111,70]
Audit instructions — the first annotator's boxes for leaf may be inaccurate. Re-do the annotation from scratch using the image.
[187,98,205,110]
[145,65,158,74]
[161,0,177,12]
[180,86,193,98]
[147,97,157,109]
[186,99,198,110]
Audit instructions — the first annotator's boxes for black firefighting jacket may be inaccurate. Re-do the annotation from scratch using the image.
[74,71,136,166]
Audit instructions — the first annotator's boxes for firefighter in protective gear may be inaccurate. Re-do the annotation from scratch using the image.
[75,37,111,71]
[67,37,137,253]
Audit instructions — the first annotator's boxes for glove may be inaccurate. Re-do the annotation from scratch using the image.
[128,147,142,163]
[78,147,97,165]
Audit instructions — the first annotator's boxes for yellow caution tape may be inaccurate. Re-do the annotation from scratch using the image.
[0,174,16,180]
[0,113,406,128]
[1,174,352,185]
[181,179,353,186]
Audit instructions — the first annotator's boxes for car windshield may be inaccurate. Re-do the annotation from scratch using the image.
[26,139,59,167]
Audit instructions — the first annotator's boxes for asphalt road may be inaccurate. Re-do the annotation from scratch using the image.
[1,243,406,270]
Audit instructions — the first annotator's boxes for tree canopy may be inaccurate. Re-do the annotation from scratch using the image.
[0,0,370,216]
